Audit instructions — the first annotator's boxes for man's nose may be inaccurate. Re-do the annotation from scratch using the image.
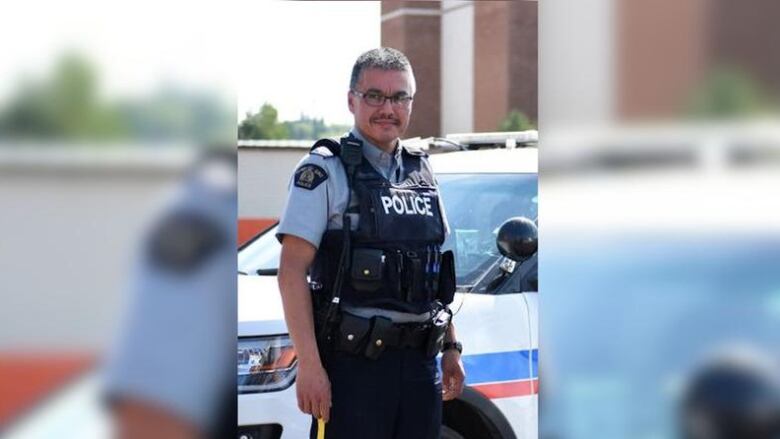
[379,97,395,115]
[378,97,395,113]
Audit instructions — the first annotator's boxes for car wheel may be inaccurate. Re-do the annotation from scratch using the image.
[442,425,466,439]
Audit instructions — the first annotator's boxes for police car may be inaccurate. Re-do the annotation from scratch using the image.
[238,132,539,439]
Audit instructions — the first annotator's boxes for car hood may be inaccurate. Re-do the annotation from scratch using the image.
[237,275,288,337]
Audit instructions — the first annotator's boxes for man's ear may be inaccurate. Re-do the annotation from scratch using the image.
[347,91,355,114]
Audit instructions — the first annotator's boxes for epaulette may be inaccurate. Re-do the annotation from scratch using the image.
[310,138,341,158]
[401,143,428,157]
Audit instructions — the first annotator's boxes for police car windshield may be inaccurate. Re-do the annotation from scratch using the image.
[238,226,280,275]
[437,173,538,288]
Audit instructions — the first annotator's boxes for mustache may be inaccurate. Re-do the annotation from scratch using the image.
[371,117,399,124]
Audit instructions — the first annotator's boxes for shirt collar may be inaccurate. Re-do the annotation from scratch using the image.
[349,128,402,174]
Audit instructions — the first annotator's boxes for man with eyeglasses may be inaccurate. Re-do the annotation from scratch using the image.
[276,47,465,438]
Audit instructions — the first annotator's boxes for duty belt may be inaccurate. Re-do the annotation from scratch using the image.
[332,310,450,360]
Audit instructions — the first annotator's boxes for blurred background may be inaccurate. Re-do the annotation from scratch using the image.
[0,1,235,437]
[540,0,780,438]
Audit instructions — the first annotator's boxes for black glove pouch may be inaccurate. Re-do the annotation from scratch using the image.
[364,316,393,360]
[335,312,372,355]
[350,248,385,293]
[437,250,456,304]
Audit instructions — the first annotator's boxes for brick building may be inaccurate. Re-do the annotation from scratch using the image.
[616,0,780,120]
[381,1,538,137]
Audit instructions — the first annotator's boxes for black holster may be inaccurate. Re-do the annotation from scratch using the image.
[425,306,451,358]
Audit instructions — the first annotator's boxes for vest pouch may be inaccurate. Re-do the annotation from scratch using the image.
[437,250,456,304]
[335,312,372,355]
[403,252,427,303]
[350,248,385,293]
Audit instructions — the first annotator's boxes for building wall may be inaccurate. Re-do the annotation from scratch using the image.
[509,1,539,123]
[710,0,780,94]
[441,1,475,134]
[382,0,537,136]
[474,1,511,132]
[539,0,614,129]
[617,0,780,121]
[474,1,538,132]
[0,163,183,350]
[238,146,309,242]
[617,0,708,119]
[381,1,441,137]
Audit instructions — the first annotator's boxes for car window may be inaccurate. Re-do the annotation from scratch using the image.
[238,226,281,275]
[437,173,538,287]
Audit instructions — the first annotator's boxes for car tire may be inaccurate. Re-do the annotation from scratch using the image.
[442,425,466,439]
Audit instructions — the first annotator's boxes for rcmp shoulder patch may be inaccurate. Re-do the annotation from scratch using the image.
[294,164,328,190]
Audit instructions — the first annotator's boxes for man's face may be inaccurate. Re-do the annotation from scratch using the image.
[348,67,415,150]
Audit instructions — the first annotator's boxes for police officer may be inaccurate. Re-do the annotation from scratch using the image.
[277,48,465,439]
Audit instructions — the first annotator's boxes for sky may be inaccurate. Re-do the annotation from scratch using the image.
[235,2,381,125]
[0,1,380,126]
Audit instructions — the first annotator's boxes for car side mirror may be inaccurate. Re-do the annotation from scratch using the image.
[496,217,538,262]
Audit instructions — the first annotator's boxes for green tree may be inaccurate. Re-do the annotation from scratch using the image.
[238,103,289,139]
[0,52,232,145]
[281,113,351,140]
[686,66,775,119]
[499,109,535,131]
[117,86,232,143]
[0,53,125,140]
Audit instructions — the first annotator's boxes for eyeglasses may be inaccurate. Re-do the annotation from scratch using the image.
[351,89,414,107]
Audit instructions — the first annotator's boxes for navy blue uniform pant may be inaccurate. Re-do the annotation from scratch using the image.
[310,346,442,439]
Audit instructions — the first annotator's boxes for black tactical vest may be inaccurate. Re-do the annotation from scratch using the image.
[310,139,447,314]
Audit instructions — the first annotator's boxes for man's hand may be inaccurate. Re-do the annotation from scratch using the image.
[441,350,465,401]
[296,361,332,421]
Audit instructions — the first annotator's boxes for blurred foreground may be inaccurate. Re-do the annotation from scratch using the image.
[540,0,780,437]
[0,3,235,437]
[541,121,780,439]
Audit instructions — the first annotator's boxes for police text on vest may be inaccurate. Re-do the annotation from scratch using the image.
[380,194,434,216]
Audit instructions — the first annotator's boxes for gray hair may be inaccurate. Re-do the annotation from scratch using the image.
[349,47,413,90]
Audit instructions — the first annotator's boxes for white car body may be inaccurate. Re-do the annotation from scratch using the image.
[238,145,539,439]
